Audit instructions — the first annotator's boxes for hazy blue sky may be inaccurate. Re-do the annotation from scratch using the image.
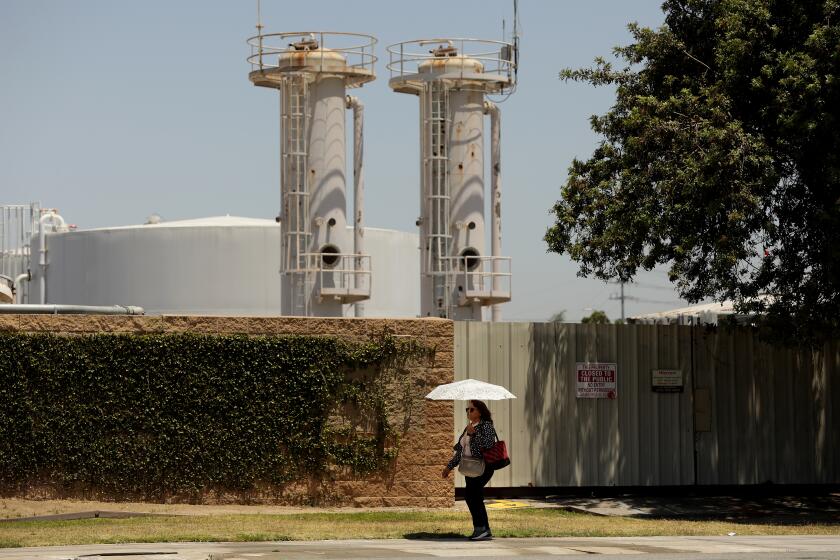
[1,0,683,321]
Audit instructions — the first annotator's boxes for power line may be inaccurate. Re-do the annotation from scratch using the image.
[629,281,675,291]
[609,280,685,320]
[610,279,675,291]
[634,297,684,305]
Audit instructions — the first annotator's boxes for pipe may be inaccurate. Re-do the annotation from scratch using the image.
[0,304,144,315]
[38,211,66,305]
[14,271,31,304]
[347,95,365,318]
[485,101,502,322]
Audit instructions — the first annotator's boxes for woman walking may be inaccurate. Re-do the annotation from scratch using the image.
[442,399,497,541]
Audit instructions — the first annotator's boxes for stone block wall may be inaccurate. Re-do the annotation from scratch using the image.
[0,315,454,507]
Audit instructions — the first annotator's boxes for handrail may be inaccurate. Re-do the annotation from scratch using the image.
[295,252,372,301]
[247,31,377,74]
[298,252,372,274]
[441,255,511,271]
[387,37,516,84]
[443,255,512,301]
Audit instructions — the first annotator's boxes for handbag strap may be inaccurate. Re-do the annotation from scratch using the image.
[461,421,502,444]
[474,421,501,442]
[456,426,468,448]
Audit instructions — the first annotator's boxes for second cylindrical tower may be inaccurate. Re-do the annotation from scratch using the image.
[389,39,515,320]
[248,31,376,317]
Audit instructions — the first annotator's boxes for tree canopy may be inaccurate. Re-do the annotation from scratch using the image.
[545,0,840,344]
[582,310,611,324]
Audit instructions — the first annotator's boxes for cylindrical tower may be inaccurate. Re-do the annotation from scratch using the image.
[248,32,375,317]
[388,39,515,320]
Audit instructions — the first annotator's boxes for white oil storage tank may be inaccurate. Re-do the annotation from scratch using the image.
[28,216,419,317]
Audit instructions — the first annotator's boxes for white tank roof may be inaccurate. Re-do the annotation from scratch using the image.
[80,215,274,231]
[78,216,408,233]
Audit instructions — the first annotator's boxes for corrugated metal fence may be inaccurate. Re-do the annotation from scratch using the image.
[454,322,840,488]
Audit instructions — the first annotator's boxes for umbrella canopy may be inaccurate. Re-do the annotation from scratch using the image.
[425,379,517,401]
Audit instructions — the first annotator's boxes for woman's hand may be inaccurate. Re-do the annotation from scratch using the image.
[466,422,476,435]
[441,467,451,478]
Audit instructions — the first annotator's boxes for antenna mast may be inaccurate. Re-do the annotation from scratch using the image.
[255,0,264,70]
[513,0,520,82]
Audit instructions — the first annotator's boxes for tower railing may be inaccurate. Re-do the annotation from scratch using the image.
[297,253,371,303]
[444,255,512,307]
[247,31,377,83]
[387,38,516,85]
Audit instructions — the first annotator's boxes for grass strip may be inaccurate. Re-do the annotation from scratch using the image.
[2,509,840,548]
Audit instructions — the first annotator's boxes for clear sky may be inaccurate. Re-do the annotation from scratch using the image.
[0,0,684,322]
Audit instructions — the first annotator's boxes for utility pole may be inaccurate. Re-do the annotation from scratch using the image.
[609,280,637,322]
[620,281,625,322]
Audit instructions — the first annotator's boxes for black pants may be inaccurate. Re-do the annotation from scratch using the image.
[464,467,494,529]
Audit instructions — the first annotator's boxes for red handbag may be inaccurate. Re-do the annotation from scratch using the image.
[483,430,510,470]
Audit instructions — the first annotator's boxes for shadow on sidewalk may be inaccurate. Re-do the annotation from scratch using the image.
[404,532,467,540]
[548,493,840,525]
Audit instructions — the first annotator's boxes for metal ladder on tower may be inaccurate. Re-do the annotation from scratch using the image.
[282,75,312,316]
[425,80,452,317]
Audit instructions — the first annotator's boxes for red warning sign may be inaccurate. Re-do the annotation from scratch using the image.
[576,362,617,399]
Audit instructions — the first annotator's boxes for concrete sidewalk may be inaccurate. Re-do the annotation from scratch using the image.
[4,536,840,560]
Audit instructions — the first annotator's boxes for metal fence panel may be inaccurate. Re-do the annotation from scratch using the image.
[693,330,839,485]
[454,322,839,488]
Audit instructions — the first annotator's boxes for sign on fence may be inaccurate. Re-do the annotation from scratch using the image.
[652,369,683,393]
[575,362,617,399]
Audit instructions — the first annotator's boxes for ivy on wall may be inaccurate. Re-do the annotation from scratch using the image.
[0,332,428,502]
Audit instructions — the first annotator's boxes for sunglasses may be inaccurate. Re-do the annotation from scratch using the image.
[465,407,476,413]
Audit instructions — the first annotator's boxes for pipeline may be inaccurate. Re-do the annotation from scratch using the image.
[347,95,366,317]
[38,210,66,304]
[484,101,502,322]
[13,271,30,304]
[0,304,145,315]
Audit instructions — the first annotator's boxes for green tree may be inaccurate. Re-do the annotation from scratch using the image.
[545,0,840,345]
[582,310,611,324]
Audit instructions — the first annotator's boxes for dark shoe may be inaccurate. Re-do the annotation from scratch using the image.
[469,528,492,541]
